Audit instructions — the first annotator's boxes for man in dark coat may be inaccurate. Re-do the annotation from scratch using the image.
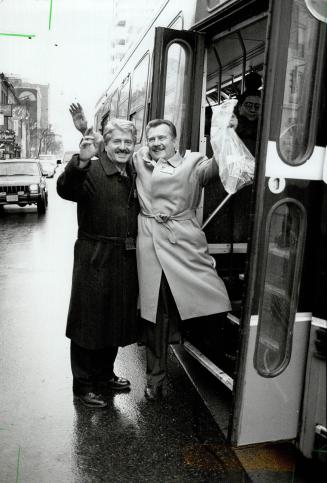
[57,118,139,408]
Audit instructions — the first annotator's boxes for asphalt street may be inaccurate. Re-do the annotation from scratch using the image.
[0,173,249,483]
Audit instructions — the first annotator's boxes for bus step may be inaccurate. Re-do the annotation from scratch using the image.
[183,341,234,391]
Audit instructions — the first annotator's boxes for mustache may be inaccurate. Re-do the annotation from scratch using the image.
[115,148,130,154]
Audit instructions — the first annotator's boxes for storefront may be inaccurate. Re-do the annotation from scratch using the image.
[0,129,17,159]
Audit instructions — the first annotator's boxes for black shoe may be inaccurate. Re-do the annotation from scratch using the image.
[74,392,108,408]
[107,374,131,391]
[144,385,164,401]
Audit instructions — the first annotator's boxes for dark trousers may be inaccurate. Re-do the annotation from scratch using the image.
[71,341,118,395]
[143,274,181,389]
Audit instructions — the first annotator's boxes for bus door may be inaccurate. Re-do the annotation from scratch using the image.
[149,27,205,155]
[230,0,327,446]
[200,10,269,397]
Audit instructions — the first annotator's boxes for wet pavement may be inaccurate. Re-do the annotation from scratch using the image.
[0,176,250,482]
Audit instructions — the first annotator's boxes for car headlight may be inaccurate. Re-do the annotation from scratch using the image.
[29,184,39,193]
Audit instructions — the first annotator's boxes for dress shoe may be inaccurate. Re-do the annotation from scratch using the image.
[108,374,131,391]
[74,392,108,408]
[144,385,164,401]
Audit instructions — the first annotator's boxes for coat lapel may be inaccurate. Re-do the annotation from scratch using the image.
[99,152,119,176]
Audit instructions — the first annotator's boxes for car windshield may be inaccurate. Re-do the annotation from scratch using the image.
[0,162,40,176]
[40,161,53,168]
[39,155,56,162]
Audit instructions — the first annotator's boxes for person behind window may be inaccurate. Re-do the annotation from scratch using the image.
[234,72,262,155]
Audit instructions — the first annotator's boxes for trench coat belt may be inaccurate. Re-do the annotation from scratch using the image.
[140,209,196,244]
[78,229,126,245]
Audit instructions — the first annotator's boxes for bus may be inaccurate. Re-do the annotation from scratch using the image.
[94,0,327,464]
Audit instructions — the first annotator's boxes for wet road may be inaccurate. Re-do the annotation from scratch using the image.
[0,174,249,482]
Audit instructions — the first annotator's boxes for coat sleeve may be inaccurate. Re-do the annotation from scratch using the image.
[196,156,219,187]
[56,154,92,202]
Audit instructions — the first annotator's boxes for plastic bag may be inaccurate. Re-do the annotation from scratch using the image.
[210,99,255,194]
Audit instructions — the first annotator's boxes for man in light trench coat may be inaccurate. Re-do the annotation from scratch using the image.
[57,116,139,408]
[134,119,231,399]
[70,106,231,401]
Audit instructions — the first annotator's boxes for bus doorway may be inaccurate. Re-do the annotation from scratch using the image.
[174,0,326,451]
[179,13,269,438]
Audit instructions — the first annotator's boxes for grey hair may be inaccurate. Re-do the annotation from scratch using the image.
[103,118,137,143]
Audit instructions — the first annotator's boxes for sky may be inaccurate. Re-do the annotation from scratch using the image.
[0,0,113,150]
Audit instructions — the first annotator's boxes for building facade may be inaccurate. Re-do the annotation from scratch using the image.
[0,73,21,159]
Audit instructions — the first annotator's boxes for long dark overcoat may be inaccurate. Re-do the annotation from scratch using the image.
[57,153,139,349]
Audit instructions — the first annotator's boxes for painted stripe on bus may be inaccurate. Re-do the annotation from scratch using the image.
[265,141,326,180]
[250,312,312,326]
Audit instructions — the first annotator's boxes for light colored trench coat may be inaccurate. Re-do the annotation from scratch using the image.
[134,147,231,323]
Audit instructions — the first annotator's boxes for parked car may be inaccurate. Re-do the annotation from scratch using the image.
[62,150,78,167]
[0,159,48,214]
[37,154,60,173]
[38,159,56,178]
[38,154,59,164]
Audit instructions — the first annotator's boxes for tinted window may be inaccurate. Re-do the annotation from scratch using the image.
[117,78,130,119]
[255,200,306,376]
[130,54,150,143]
[278,0,320,164]
[164,43,190,148]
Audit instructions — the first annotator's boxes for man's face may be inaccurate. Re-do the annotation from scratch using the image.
[147,124,176,161]
[104,129,135,164]
[239,95,261,122]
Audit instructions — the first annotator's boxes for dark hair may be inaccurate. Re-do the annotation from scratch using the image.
[238,89,261,107]
[245,71,262,92]
[145,119,177,139]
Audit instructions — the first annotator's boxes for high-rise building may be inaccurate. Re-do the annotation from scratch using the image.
[110,1,158,77]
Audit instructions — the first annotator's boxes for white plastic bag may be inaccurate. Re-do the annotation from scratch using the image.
[210,99,255,194]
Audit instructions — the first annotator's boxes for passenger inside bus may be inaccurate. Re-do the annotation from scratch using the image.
[191,72,263,376]
[234,71,262,155]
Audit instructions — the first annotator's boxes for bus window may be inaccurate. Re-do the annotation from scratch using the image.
[255,200,307,377]
[206,0,230,10]
[278,0,320,165]
[117,77,130,119]
[163,42,190,149]
[98,95,111,131]
[110,90,119,119]
[130,53,150,143]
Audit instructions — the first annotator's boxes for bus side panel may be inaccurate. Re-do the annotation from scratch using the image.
[236,317,310,445]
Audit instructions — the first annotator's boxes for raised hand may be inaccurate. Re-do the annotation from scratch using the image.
[79,127,103,161]
[69,103,88,135]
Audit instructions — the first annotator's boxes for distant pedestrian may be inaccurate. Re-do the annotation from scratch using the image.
[57,117,139,408]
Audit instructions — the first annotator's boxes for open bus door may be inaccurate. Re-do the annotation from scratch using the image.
[149,27,205,155]
[148,0,326,455]
[231,0,327,447]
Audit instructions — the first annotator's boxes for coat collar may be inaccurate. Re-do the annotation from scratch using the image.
[99,151,133,177]
[140,147,183,168]
[166,152,183,168]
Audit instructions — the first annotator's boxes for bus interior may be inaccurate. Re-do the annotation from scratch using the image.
[183,15,268,394]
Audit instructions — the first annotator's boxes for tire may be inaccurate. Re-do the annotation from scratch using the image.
[18,203,27,207]
[37,196,46,214]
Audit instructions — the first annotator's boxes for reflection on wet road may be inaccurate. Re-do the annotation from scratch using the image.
[0,176,248,482]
